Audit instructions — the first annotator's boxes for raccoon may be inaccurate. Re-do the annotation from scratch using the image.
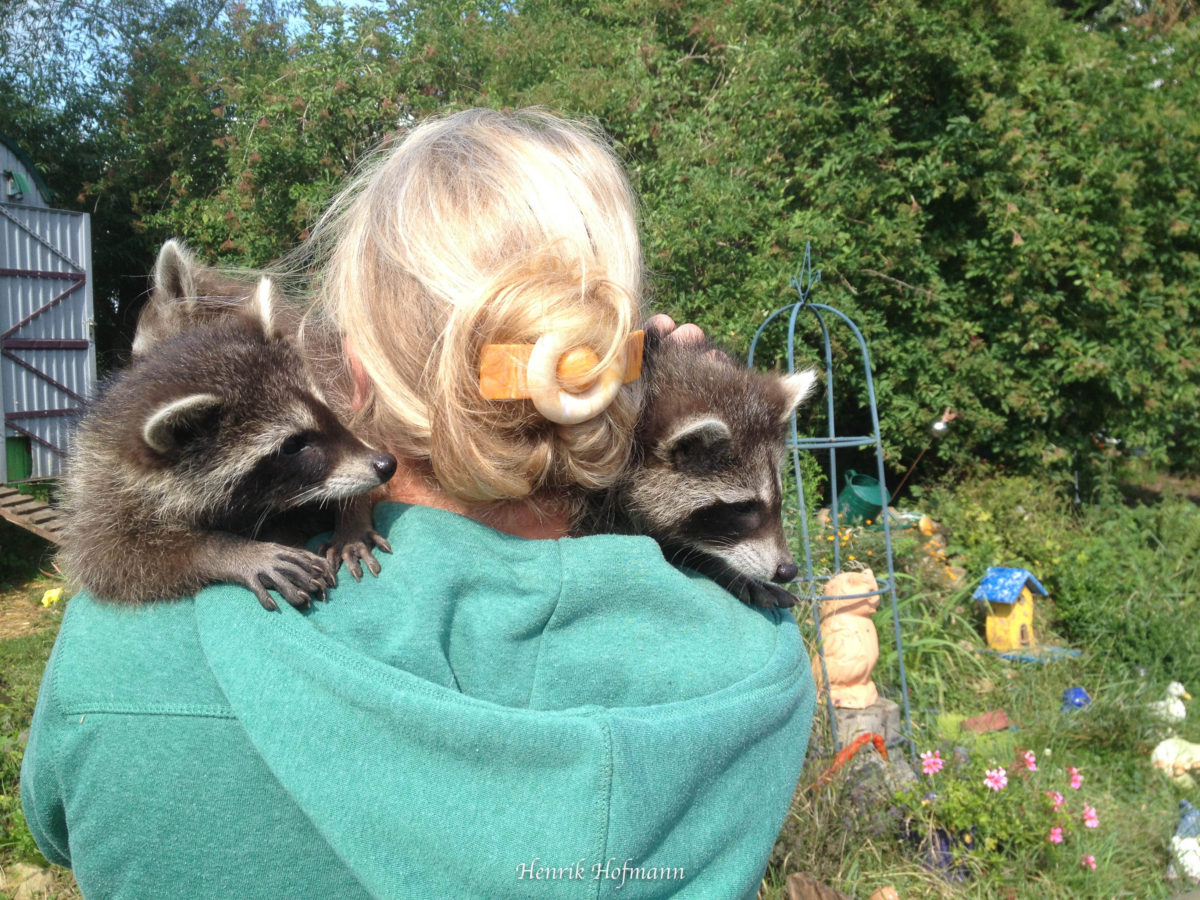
[134,241,813,608]
[59,287,398,610]
[585,331,818,609]
[133,241,388,579]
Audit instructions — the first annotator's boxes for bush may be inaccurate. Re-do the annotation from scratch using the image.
[895,748,1105,879]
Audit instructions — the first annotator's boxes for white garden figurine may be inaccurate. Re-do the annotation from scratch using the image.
[1152,738,1200,789]
[1150,682,1193,725]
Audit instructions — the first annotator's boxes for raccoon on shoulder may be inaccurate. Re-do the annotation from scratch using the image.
[58,280,397,610]
[132,239,390,580]
[581,329,818,608]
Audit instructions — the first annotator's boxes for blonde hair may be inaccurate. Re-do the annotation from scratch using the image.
[305,108,645,503]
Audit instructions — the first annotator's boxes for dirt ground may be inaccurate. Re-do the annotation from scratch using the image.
[0,579,61,641]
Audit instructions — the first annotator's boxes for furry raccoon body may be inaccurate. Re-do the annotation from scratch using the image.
[587,334,817,608]
[59,316,397,610]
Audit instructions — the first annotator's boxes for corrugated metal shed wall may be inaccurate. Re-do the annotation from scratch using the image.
[1,202,96,479]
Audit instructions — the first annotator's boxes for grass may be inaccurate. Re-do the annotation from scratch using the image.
[763,466,1200,898]
[0,519,78,897]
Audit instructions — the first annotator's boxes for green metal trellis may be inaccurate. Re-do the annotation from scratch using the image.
[749,243,915,760]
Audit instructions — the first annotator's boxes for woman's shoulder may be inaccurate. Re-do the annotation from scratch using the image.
[39,590,235,718]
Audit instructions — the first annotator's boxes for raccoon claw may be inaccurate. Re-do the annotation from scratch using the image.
[320,530,392,582]
[242,547,335,611]
[743,580,798,609]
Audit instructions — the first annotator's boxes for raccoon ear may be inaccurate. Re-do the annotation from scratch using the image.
[249,277,277,339]
[135,241,203,357]
[143,393,222,454]
[779,369,819,422]
[153,240,198,304]
[658,417,733,469]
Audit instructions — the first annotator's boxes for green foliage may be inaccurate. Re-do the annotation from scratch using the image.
[924,471,1074,576]
[779,471,1194,898]
[0,710,45,864]
[1051,492,1200,685]
[923,470,1200,686]
[876,582,988,711]
[56,0,1196,473]
[0,619,61,868]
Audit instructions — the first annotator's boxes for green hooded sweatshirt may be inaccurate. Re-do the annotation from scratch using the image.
[22,502,815,899]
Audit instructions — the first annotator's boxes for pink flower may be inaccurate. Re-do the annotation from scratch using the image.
[1067,765,1083,790]
[1048,827,1064,844]
[984,767,1008,791]
[1081,854,1097,871]
[1045,790,1064,810]
[920,750,944,775]
[1021,749,1038,771]
[1083,804,1099,828]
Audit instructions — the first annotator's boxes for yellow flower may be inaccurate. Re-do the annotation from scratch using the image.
[41,587,63,607]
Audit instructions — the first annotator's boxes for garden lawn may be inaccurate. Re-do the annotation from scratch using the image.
[764,467,1200,899]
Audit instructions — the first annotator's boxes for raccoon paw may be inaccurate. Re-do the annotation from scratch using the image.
[318,530,393,582]
[240,545,336,612]
[742,580,799,609]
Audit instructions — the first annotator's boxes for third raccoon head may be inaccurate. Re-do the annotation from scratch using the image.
[623,338,818,605]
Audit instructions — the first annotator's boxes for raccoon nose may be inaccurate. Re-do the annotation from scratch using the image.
[773,561,798,584]
[373,452,398,483]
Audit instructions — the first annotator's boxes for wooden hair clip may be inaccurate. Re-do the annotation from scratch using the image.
[479,330,644,425]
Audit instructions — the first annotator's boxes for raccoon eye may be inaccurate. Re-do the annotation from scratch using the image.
[280,434,310,455]
[726,500,759,516]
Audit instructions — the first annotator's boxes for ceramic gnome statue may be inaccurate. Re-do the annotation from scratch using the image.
[812,569,881,708]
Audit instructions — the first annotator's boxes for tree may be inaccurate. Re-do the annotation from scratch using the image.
[19,0,1198,478]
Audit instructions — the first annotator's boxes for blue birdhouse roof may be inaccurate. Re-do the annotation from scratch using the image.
[972,567,1047,605]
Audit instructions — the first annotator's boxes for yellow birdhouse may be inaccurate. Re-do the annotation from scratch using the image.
[973,567,1046,652]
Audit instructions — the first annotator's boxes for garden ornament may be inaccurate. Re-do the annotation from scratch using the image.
[812,569,881,709]
[1149,681,1192,725]
[1152,737,1200,789]
[890,407,958,504]
[810,732,887,791]
[1170,800,1200,884]
[973,567,1046,653]
[1060,686,1092,712]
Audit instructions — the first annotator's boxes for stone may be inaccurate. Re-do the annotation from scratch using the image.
[961,708,1012,733]
[832,696,901,747]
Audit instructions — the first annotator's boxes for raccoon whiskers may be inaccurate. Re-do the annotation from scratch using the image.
[285,485,330,510]
[249,506,275,541]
